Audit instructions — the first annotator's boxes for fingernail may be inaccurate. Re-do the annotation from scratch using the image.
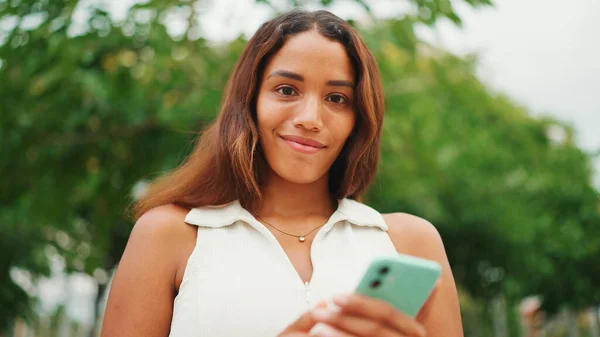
[313,323,337,337]
[333,294,351,305]
[315,300,328,308]
[418,325,427,337]
[312,308,335,321]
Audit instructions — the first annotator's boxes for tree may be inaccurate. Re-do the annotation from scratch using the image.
[1,0,238,328]
[1,0,598,333]
[363,20,600,311]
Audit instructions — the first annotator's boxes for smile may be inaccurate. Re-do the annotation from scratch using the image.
[280,135,326,154]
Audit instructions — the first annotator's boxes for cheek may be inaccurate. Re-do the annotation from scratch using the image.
[331,113,356,148]
[256,94,286,143]
[255,94,274,132]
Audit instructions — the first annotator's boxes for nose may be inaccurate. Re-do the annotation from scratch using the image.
[292,94,323,132]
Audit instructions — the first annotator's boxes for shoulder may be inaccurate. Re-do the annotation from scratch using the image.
[130,204,197,273]
[128,204,198,290]
[135,203,190,229]
[382,212,445,259]
[132,204,193,245]
[101,204,195,336]
[383,213,463,336]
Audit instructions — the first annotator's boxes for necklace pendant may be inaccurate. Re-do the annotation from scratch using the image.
[298,236,306,243]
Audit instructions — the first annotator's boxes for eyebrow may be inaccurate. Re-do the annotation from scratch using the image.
[267,70,354,89]
[326,80,354,89]
[267,70,304,82]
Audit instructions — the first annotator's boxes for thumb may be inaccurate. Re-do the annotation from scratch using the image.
[314,300,328,309]
[278,311,319,336]
[278,301,328,336]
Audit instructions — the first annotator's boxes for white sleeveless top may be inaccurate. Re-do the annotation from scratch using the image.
[169,198,397,337]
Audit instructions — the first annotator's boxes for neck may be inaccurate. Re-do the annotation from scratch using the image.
[255,172,336,220]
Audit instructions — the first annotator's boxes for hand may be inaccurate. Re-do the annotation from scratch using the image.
[277,302,328,337]
[309,294,427,337]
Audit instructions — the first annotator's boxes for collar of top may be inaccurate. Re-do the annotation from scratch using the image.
[184,198,388,233]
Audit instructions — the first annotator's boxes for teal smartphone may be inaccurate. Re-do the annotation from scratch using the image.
[355,254,441,318]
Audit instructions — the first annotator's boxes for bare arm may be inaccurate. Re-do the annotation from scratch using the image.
[101,205,193,337]
[384,213,464,337]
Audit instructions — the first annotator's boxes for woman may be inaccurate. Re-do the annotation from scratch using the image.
[101,9,463,337]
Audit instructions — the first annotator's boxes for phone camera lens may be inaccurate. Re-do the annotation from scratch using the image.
[379,266,389,275]
[370,280,381,289]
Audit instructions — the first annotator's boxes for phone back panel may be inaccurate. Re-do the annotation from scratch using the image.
[355,254,441,318]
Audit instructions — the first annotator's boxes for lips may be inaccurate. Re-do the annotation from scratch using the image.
[280,135,326,154]
[281,135,325,148]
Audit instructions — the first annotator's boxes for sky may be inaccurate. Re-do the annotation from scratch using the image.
[18,0,600,328]
[437,1,600,152]
[439,0,600,187]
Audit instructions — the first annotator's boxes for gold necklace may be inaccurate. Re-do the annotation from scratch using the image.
[253,213,332,243]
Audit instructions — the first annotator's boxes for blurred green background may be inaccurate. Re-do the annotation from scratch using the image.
[1,0,599,336]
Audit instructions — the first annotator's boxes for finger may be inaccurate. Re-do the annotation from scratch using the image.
[312,308,397,337]
[333,294,426,337]
[315,300,329,309]
[311,323,356,337]
[279,310,320,335]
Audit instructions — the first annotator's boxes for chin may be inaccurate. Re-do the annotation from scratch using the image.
[272,164,327,185]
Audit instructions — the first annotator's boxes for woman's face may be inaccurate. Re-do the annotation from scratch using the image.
[256,29,356,185]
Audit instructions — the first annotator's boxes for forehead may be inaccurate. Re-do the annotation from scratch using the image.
[263,30,355,80]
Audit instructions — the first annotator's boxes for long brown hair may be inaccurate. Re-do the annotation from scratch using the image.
[134,9,384,219]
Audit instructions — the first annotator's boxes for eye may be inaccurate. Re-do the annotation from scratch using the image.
[276,86,297,96]
[326,94,348,105]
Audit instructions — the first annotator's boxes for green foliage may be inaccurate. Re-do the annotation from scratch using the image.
[0,0,235,328]
[1,0,599,332]
[0,208,49,327]
[362,23,600,310]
